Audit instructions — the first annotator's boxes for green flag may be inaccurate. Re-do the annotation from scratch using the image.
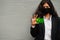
[36,18,44,24]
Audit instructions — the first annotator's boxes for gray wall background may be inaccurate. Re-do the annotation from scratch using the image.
[0,0,60,40]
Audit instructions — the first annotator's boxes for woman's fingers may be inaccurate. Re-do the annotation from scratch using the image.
[33,14,38,18]
[32,19,36,26]
[31,14,38,26]
[32,14,38,25]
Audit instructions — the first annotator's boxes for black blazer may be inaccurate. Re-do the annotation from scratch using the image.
[30,17,60,40]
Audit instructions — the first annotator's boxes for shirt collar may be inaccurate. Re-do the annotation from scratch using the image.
[43,15,52,21]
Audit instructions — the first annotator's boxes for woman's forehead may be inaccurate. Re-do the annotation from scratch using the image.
[43,2,50,8]
[43,2,49,6]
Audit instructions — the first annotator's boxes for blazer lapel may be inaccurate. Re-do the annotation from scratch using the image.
[41,22,45,34]
[51,17,57,39]
[39,19,45,35]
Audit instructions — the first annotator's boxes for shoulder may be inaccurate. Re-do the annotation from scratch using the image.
[55,17,60,21]
[58,17,60,22]
[58,17,60,24]
[54,17,60,25]
[57,17,60,23]
[59,17,60,20]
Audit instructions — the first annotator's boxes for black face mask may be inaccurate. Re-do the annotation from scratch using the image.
[41,7,53,15]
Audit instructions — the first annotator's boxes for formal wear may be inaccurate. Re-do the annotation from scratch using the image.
[30,16,60,40]
[44,16,52,40]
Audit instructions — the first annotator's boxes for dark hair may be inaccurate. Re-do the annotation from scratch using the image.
[33,0,59,18]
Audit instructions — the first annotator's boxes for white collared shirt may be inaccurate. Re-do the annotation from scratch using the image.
[44,16,52,40]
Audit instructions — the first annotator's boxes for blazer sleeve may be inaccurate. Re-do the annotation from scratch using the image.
[56,17,60,40]
[30,24,40,38]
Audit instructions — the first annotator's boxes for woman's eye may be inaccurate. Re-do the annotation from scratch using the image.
[44,6,50,8]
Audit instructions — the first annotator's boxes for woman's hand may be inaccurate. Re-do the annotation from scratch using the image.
[32,14,38,26]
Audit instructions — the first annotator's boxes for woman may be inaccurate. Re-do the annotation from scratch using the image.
[30,0,60,40]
